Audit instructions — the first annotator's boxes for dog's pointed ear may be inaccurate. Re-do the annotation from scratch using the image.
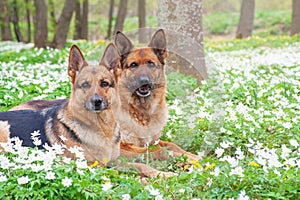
[68,45,88,83]
[148,29,168,61]
[100,43,120,73]
[114,31,134,57]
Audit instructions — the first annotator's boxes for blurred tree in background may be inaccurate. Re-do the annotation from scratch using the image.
[236,0,255,38]
[106,0,114,39]
[52,0,76,48]
[11,0,23,42]
[25,0,31,43]
[33,0,47,48]
[73,0,88,40]
[138,0,146,43]
[114,0,128,34]
[158,0,207,84]
[0,0,13,41]
[291,0,300,35]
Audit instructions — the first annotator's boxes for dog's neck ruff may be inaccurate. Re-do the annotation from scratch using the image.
[129,107,150,126]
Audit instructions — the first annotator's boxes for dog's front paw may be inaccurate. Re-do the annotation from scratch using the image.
[186,153,201,162]
[129,162,178,179]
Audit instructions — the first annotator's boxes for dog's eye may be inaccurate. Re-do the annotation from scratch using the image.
[148,61,155,67]
[100,81,109,88]
[81,82,90,89]
[130,62,138,68]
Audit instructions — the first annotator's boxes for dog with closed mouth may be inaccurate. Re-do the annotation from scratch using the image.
[1,43,121,166]
[10,29,199,164]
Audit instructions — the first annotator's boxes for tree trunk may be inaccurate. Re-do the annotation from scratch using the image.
[12,0,23,42]
[106,0,114,39]
[158,0,207,84]
[138,0,146,43]
[33,0,47,48]
[236,0,255,38]
[0,0,13,41]
[74,0,81,40]
[25,0,31,43]
[114,0,127,34]
[52,0,76,49]
[291,0,300,35]
[81,0,88,39]
[73,0,88,40]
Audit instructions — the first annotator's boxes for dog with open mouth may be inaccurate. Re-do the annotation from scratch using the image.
[114,29,199,161]
[114,29,169,145]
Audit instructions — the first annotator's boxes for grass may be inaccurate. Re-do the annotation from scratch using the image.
[0,35,300,199]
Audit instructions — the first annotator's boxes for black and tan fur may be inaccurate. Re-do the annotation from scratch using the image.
[9,30,199,164]
[3,42,177,178]
[1,44,121,166]
[114,29,198,161]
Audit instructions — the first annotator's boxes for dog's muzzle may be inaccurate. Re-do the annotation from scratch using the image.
[134,76,154,97]
[88,96,108,112]
[135,84,153,97]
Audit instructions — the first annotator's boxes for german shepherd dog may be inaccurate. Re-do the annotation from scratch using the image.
[114,30,198,161]
[10,30,199,164]
[1,44,121,166]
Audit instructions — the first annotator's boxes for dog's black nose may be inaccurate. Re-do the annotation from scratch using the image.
[139,76,150,85]
[91,96,103,109]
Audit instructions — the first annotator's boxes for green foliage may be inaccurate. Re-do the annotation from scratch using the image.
[253,10,291,37]
[166,72,198,103]
[203,12,239,35]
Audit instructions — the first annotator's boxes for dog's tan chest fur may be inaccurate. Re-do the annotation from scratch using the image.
[119,96,168,147]
[129,97,151,126]
[45,109,120,164]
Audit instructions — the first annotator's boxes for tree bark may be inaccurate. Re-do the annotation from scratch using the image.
[0,0,13,41]
[106,0,114,39]
[25,0,31,43]
[12,0,23,42]
[74,0,81,40]
[138,0,146,43]
[52,0,76,49]
[114,0,128,34]
[158,0,207,84]
[81,0,88,39]
[291,0,300,35]
[236,0,255,38]
[33,0,48,48]
[73,0,88,40]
